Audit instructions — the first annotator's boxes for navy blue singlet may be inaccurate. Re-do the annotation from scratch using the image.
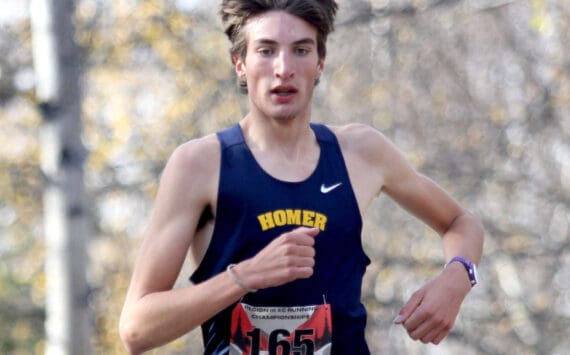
[190,123,371,354]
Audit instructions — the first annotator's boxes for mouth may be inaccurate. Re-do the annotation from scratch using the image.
[270,85,298,96]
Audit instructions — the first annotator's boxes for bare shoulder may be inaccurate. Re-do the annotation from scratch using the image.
[327,123,395,162]
[324,123,400,209]
[158,133,220,206]
[168,133,220,176]
[326,123,415,204]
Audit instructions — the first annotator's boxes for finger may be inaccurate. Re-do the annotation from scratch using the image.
[394,290,424,324]
[291,256,315,268]
[304,227,320,237]
[291,266,314,279]
[413,322,440,343]
[279,255,315,270]
[278,259,314,277]
[289,226,320,238]
[276,247,315,267]
[431,330,448,345]
[404,303,430,328]
[283,244,315,258]
[403,311,430,339]
[420,326,448,344]
[281,232,316,247]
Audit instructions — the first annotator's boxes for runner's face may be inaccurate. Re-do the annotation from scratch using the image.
[235,11,324,121]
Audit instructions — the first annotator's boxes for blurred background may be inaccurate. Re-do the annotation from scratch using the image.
[1,0,569,354]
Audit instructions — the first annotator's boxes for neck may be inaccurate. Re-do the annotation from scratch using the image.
[239,113,317,162]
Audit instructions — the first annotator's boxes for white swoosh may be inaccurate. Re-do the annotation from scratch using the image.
[320,182,342,194]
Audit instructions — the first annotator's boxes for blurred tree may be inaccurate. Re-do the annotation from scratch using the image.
[0,18,45,354]
[30,0,91,353]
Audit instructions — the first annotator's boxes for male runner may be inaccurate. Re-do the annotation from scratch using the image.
[120,1,484,354]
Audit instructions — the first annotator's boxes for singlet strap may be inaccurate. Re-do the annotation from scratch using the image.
[216,123,244,149]
[219,123,335,147]
[310,123,336,143]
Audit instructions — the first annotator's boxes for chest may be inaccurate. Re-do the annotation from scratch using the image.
[248,145,320,183]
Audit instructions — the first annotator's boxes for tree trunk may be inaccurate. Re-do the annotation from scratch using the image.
[30,0,91,354]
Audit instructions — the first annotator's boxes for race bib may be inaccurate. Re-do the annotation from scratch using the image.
[229,302,332,355]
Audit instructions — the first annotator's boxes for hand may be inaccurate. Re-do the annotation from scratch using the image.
[394,263,471,344]
[232,227,319,290]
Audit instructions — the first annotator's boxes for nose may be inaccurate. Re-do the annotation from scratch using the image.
[274,51,294,79]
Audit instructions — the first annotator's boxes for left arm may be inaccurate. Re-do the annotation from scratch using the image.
[381,136,483,345]
[335,124,484,345]
[380,136,484,345]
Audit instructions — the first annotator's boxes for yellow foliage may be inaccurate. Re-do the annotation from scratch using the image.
[489,105,505,123]
[34,341,45,354]
[168,12,193,37]
[530,0,553,33]
[366,84,387,104]
[153,40,186,71]
[138,0,166,18]
[31,272,46,306]
[467,125,483,147]
[11,322,32,342]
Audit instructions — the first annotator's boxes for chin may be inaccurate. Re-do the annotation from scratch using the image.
[261,106,299,121]
[253,101,305,121]
[271,112,298,121]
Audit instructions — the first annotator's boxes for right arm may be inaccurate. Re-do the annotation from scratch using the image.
[119,136,318,354]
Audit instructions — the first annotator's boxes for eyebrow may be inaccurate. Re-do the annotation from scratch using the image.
[253,38,316,46]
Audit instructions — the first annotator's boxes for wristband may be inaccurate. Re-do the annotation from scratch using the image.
[226,264,257,293]
[445,256,478,287]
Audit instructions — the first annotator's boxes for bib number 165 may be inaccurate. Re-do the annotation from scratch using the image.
[246,328,315,355]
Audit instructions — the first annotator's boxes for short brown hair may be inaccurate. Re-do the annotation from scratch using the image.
[219,0,338,93]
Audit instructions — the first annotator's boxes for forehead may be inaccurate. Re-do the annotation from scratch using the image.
[244,10,318,45]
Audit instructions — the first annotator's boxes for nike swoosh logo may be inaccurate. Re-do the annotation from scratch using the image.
[320,182,342,194]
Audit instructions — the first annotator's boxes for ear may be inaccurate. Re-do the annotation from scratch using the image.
[316,57,325,79]
[234,55,246,79]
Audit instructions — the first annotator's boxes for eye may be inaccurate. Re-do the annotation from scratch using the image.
[258,47,274,56]
[295,47,310,56]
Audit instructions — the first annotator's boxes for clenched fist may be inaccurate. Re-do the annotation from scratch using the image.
[229,227,319,291]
